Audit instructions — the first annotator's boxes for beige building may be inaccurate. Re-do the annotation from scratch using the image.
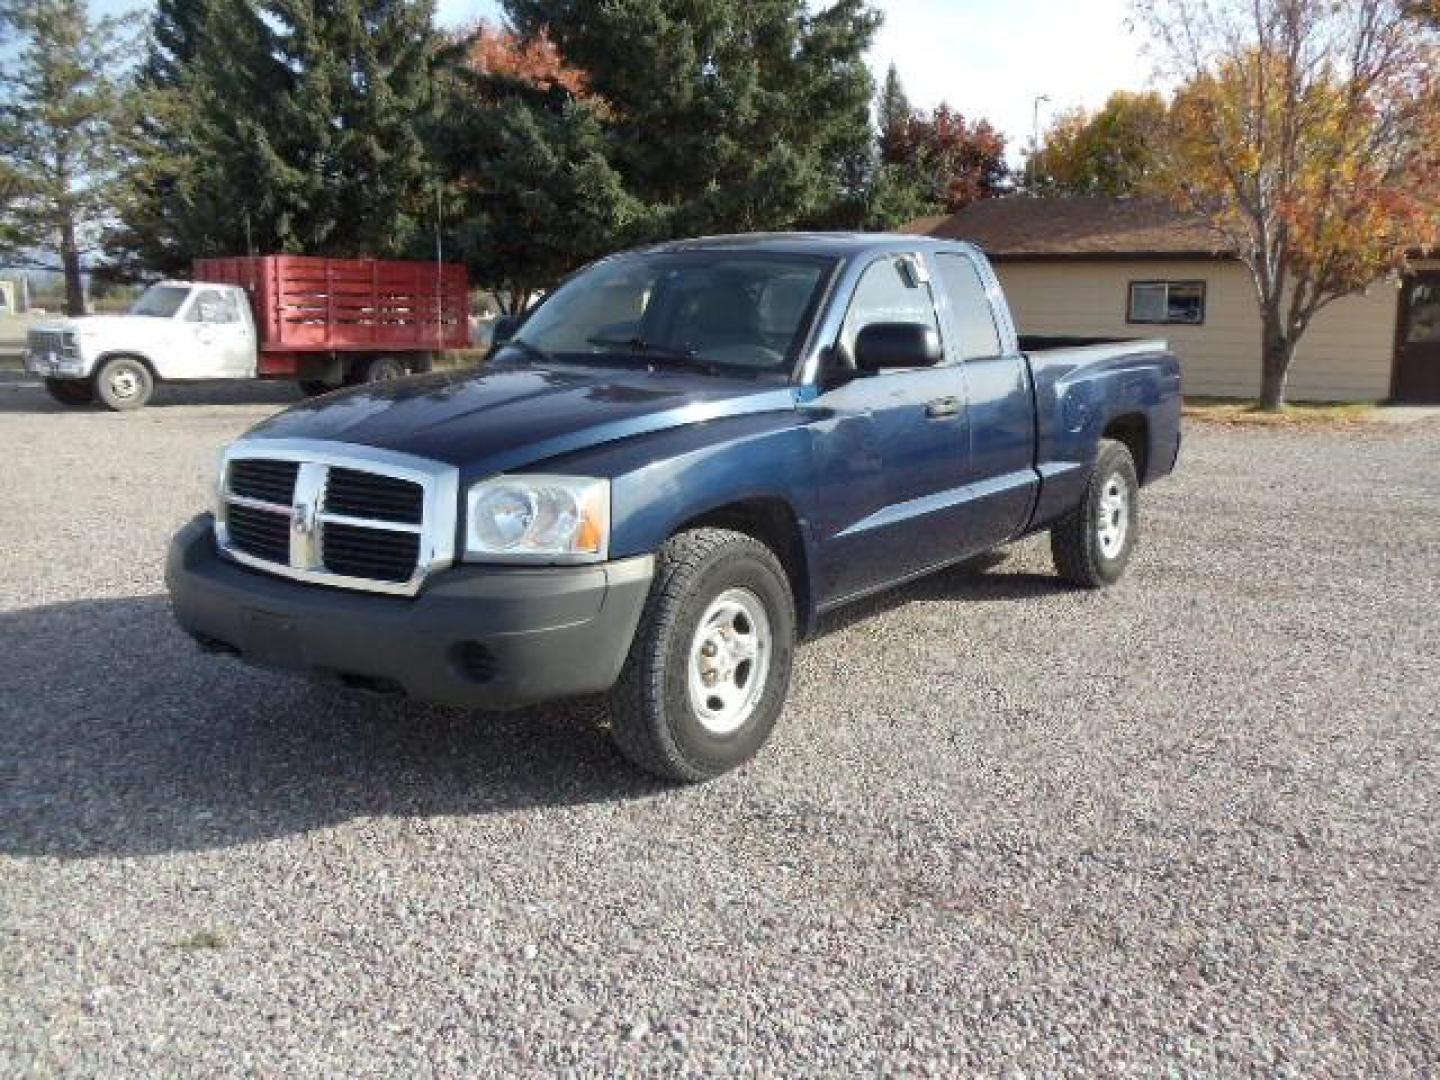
[906,198,1440,403]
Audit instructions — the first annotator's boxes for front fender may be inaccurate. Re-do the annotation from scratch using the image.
[535,409,823,615]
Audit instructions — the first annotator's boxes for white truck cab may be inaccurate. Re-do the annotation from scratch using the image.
[25,281,259,410]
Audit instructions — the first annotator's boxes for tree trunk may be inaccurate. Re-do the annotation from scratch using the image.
[60,213,85,317]
[1259,318,1294,412]
[503,287,533,316]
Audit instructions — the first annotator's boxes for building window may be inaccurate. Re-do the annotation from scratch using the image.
[1127,281,1206,325]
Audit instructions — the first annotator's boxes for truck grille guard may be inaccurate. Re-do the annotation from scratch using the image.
[215,438,459,597]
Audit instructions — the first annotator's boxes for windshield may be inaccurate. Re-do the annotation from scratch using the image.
[507,251,834,375]
[130,285,191,318]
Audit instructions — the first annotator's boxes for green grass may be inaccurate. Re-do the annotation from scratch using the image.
[1183,396,1378,425]
[172,929,227,950]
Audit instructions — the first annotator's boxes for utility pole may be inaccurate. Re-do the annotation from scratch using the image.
[1029,93,1051,194]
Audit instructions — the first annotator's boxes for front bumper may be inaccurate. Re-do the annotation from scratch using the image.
[165,515,654,708]
[24,352,89,378]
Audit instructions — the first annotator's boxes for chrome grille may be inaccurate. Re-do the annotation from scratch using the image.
[27,329,77,357]
[215,440,458,596]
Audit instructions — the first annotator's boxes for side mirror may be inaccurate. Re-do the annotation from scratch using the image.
[492,314,520,345]
[853,322,943,373]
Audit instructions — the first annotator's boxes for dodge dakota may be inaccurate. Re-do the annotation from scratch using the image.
[167,233,1182,781]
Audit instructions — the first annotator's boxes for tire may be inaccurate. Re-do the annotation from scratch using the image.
[94,356,155,411]
[360,355,408,383]
[1051,437,1140,588]
[298,379,333,397]
[44,378,95,406]
[609,528,796,782]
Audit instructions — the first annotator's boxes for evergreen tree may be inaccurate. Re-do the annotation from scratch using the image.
[427,23,654,311]
[0,0,133,312]
[863,63,934,229]
[504,0,882,234]
[115,0,444,274]
[877,63,911,165]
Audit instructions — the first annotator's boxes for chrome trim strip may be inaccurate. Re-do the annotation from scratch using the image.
[315,511,424,534]
[225,493,293,515]
[216,437,460,597]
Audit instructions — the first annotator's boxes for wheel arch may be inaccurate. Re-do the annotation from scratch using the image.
[1101,412,1150,483]
[672,496,815,638]
[94,350,161,382]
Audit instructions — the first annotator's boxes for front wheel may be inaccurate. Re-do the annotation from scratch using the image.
[94,356,155,411]
[1050,437,1139,588]
[609,528,796,782]
[44,378,95,406]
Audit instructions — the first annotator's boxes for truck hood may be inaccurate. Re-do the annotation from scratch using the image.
[32,314,148,333]
[31,314,170,352]
[245,363,798,472]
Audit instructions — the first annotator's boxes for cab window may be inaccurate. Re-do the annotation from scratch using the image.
[840,255,942,366]
[189,290,238,324]
[935,254,1003,359]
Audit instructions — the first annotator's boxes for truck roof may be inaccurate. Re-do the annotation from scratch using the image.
[634,232,982,259]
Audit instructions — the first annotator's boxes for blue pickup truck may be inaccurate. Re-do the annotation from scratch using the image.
[167,233,1181,781]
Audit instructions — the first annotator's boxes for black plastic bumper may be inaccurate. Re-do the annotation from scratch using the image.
[165,515,654,708]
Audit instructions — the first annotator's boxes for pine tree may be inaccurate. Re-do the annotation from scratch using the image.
[504,0,882,234]
[427,23,654,311]
[877,63,911,165]
[0,0,133,312]
[115,0,444,274]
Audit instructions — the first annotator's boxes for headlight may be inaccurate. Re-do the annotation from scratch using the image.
[464,475,610,563]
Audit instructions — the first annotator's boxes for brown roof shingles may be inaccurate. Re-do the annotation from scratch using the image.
[904,196,1230,260]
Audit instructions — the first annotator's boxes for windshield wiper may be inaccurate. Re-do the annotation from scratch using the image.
[586,335,738,375]
[586,335,698,360]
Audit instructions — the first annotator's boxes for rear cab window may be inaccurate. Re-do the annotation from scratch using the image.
[934,253,1003,360]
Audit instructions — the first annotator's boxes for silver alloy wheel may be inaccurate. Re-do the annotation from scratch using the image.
[687,587,772,736]
[1096,474,1129,559]
[109,363,142,399]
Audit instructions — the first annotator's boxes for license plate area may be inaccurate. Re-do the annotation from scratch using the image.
[241,609,305,669]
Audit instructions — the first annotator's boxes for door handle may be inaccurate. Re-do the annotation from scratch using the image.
[925,396,962,419]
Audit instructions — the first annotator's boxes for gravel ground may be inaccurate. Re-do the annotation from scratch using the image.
[2,371,1438,1075]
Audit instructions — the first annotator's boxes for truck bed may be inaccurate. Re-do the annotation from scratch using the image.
[194,256,469,354]
[1020,334,1182,531]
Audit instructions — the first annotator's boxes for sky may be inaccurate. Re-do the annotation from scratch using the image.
[92,0,1159,160]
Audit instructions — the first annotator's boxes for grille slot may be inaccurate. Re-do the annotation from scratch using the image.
[225,503,291,564]
[229,459,300,504]
[321,522,420,583]
[325,468,423,524]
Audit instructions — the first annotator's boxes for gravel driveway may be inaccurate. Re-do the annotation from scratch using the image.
[2,372,1437,1075]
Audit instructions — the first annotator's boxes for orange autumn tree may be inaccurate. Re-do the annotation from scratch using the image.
[1137,0,1440,409]
[463,18,594,102]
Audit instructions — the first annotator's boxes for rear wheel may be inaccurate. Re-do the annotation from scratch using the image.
[94,356,155,411]
[360,355,408,383]
[1050,438,1139,588]
[609,528,796,782]
[44,378,95,406]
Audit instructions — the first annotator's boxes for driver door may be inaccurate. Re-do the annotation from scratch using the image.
[808,253,972,603]
[184,289,254,379]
